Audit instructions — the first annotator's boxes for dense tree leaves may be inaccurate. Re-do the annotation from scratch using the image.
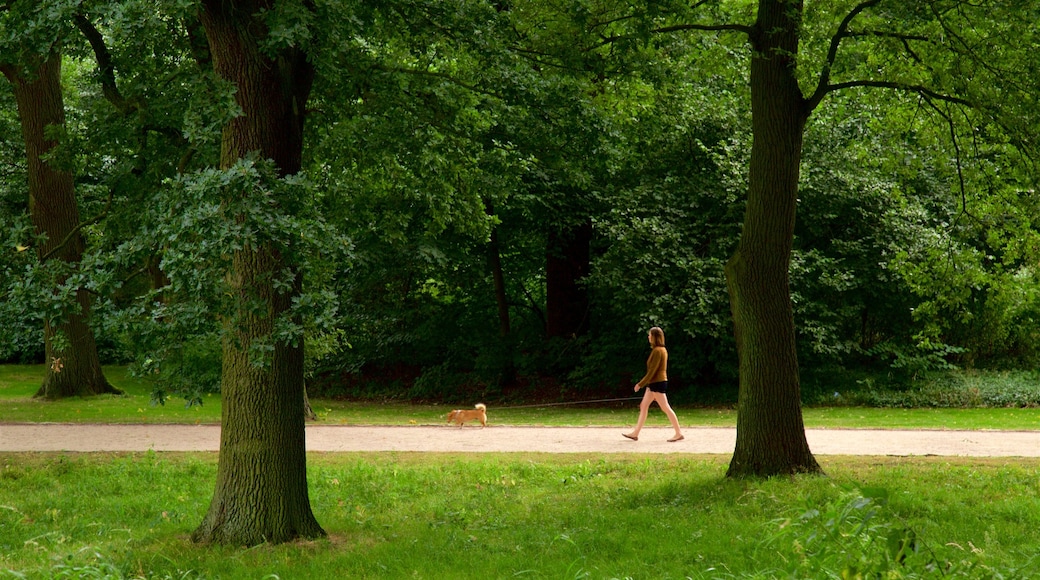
[0,0,1037,418]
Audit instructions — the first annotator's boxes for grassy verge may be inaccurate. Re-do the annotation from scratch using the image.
[1,452,1038,579]
[4,365,1040,430]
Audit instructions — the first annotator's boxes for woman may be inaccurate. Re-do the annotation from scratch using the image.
[623,327,684,442]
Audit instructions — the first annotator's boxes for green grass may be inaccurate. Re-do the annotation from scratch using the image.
[0,366,222,424]
[4,365,1040,430]
[5,365,1040,577]
[1,452,1038,578]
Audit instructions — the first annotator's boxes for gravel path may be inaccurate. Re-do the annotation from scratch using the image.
[2,423,1040,456]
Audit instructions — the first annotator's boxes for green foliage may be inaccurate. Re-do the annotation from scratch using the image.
[111,157,348,397]
[837,370,1040,409]
[0,263,45,364]
[760,488,1012,578]
[140,334,222,407]
[3,0,1040,401]
[1,251,97,359]
[865,341,967,375]
[0,0,78,67]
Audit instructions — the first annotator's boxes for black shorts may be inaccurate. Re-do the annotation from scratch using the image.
[647,381,668,393]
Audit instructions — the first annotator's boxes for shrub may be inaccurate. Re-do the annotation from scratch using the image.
[834,370,1040,408]
[758,488,1014,578]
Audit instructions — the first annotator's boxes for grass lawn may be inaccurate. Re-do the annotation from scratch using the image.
[4,364,1040,577]
[2,452,1039,578]
[3,364,1040,430]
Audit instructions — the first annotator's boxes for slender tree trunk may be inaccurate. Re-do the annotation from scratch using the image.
[545,219,592,339]
[485,202,511,338]
[191,0,324,545]
[490,231,511,337]
[3,54,117,399]
[485,201,515,386]
[724,0,821,477]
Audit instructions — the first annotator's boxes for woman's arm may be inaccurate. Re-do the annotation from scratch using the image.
[636,348,665,388]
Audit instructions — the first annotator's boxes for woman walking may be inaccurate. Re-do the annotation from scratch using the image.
[623,327,684,442]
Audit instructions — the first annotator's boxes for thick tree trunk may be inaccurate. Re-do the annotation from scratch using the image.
[191,0,324,545]
[3,54,117,399]
[725,0,821,477]
[545,219,592,339]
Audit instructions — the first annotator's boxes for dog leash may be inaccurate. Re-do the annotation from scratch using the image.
[491,396,643,410]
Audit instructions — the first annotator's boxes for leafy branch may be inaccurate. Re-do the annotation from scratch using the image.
[822,80,970,106]
[651,22,754,36]
[372,63,506,101]
[805,0,881,111]
[803,0,973,115]
[74,11,190,162]
[40,189,114,263]
[73,13,133,115]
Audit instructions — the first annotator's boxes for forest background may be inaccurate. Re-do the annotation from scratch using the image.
[2,0,1039,411]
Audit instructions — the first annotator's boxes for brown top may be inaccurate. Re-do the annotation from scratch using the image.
[636,346,668,387]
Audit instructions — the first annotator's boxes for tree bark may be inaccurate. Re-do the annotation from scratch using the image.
[545,219,592,339]
[490,228,511,338]
[724,0,821,477]
[191,0,324,545]
[485,202,511,338]
[484,200,516,386]
[2,53,118,399]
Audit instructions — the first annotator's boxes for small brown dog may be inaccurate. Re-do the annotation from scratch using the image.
[446,403,487,428]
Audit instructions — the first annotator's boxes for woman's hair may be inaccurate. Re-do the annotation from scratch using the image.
[648,326,665,348]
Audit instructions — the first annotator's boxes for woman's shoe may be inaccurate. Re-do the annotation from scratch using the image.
[622,433,638,441]
[668,435,684,442]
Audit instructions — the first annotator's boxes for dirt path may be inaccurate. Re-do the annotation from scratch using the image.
[2,423,1040,456]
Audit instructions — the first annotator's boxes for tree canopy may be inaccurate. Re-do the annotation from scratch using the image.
[0,0,1038,515]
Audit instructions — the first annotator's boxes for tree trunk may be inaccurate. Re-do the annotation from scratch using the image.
[191,0,324,545]
[724,0,821,477]
[490,226,511,338]
[545,219,592,339]
[2,53,117,399]
[485,201,516,386]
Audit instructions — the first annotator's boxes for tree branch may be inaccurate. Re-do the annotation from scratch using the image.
[845,30,929,43]
[587,13,639,30]
[509,46,592,73]
[73,13,134,115]
[652,23,753,36]
[921,95,978,225]
[824,80,971,107]
[585,21,753,56]
[182,16,212,70]
[805,0,882,112]
[372,64,505,100]
[40,189,115,263]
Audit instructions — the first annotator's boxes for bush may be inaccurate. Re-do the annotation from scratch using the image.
[827,370,1040,409]
[757,488,1015,578]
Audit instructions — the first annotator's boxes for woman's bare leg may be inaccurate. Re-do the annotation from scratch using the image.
[624,389,654,439]
[652,392,683,440]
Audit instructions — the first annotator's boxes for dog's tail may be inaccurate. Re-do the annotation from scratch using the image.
[475,403,486,411]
